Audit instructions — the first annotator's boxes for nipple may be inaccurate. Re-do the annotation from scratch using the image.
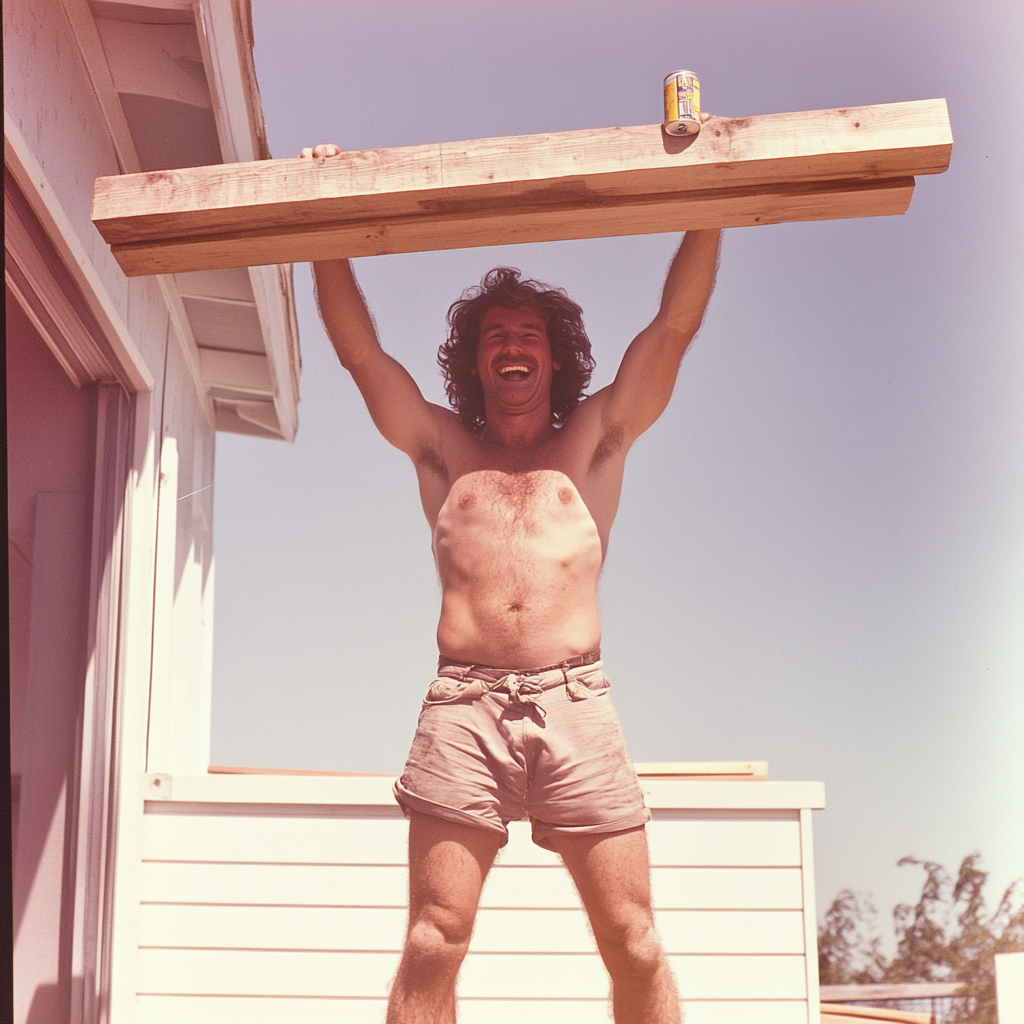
[558,488,574,504]
[458,492,477,509]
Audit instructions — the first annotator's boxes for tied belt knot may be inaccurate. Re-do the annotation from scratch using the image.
[489,672,552,718]
[427,651,603,711]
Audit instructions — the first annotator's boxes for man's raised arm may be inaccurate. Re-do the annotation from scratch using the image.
[600,228,722,442]
[303,144,443,459]
[313,258,443,458]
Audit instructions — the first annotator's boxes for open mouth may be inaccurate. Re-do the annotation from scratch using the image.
[496,362,534,382]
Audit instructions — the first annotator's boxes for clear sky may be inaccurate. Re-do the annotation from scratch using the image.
[211,0,1024,944]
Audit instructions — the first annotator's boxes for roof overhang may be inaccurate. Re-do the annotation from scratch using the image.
[81,0,301,439]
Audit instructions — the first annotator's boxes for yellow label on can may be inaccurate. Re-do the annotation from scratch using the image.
[663,70,701,135]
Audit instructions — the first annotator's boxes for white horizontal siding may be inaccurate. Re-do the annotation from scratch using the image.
[141,861,803,910]
[141,808,410,863]
[464,999,813,1024]
[134,786,817,1021]
[648,814,801,866]
[652,867,803,909]
[141,860,409,906]
[135,996,811,1024]
[141,807,801,867]
[139,904,806,954]
[137,948,807,999]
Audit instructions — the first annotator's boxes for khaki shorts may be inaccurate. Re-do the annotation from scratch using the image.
[393,658,650,850]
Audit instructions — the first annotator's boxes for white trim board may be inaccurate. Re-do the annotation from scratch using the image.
[143,773,825,810]
[4,109,154,391]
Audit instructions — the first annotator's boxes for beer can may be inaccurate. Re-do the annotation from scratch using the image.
[663,70,701,136]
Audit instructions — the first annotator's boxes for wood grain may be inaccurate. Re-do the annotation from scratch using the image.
[635,760,769,779]
[92,99,951,275]
[820,982,963,1001]
[820,1006,933,1024]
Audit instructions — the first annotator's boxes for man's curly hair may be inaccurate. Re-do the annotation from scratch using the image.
[438,267,596,431]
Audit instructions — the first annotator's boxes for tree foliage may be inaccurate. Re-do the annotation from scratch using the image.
[818,889,888,985]
[818,854,1024,1024]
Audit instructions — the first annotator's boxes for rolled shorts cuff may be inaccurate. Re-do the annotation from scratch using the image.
[530,806,652,851]
[393,778,510,846]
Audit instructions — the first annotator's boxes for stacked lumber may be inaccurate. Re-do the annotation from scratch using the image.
[92,98,951,276]
[821,1004,933,1024]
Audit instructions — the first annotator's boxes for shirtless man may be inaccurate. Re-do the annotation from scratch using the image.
[307,140,721,1024]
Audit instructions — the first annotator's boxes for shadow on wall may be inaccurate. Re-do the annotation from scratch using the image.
[8,287,98,1024]
[25,984,68,1024]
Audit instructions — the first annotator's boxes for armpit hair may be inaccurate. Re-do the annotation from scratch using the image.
[590,423,625,470]
[416,445,449,480]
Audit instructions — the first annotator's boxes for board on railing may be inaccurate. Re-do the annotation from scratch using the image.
[93,99,951,276]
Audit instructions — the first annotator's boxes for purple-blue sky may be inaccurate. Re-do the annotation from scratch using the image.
[211,1,1024,942]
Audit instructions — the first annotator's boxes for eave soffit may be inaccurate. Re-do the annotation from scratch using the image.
[86,0,299,440]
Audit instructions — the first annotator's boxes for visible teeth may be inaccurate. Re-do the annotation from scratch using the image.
[499,364,531,376]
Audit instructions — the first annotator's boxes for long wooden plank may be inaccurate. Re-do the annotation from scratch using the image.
[820,982,963,1001]
[136,948,808,999]
[636,761,768,779]
[93,99,951,275]
[104,176,914,275]
[137,904,806,955]
[821,1008,932,1024]
[97,101,950,238]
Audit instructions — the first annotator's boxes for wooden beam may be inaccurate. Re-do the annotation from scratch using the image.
[820,983,964,1002]
[633,761,768,779]
[92,98,951,276]
[821,1006,932,1024]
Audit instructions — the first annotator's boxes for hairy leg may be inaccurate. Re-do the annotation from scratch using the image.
[386,811,503,1024]
[551,827,680,1024]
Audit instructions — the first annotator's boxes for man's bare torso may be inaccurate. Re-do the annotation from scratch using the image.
[419,406,628,669]
[433,469,603,666]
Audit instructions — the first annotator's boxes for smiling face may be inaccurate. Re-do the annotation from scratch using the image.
[474,305,562,423]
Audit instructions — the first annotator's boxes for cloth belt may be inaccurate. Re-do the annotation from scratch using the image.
[437,650,601,675]
[433,650,602,719]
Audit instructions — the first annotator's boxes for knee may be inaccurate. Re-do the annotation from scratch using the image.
[599,918,666,979]
[403,906,473,974]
